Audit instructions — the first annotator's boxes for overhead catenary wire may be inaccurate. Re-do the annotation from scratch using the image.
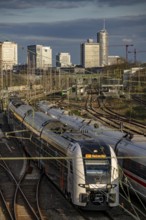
[0,156,146,160]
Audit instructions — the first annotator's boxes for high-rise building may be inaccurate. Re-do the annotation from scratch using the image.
[27,45,52,71]
[80,39,100,68]
[56,52,72,67]
[0,41,17,71]
[97,29,108,66]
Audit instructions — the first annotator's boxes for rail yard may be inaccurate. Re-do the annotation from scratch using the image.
[0,90,145,220]
[0,68,146,219]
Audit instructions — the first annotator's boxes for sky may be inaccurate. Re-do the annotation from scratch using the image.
[0,0,146,66]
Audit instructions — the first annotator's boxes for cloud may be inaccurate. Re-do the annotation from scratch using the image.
[108,14,146,39]
[0,19,100,40]
[1,14,145,57]
[97,0,146,7]
[0,14,145,40]
[0,0,145,10]
[0,14,146,64]
[0,0,88,10]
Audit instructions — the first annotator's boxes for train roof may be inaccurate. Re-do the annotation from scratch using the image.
[62,131,109,147]
[117,135,146,165]
[62,131,111,156]
[10,98,25,107]
[62,132,94,141]
[17,105,33,117]
[37,101,125,146]
[24,111,58,131]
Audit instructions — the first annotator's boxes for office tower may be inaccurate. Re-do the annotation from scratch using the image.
[56,52,72,67]
[27,45,52,71]
[80,39,100,68]
[97,29,108,66]
[0,41,17,71]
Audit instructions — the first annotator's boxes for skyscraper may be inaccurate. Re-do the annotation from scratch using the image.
[56,52,72,67]
[0,41,17,71]
[80,39,100,68]
[97,28,108,66]
[27,45,52,71]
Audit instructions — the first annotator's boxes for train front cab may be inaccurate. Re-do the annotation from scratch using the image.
[67,143,119,210]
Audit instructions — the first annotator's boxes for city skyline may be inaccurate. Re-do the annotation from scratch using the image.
[0,0,146,65]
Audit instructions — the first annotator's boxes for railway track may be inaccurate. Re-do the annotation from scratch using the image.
[0,161,15,220]
[39,174,87,220]
[0,114,44,219]
[60,93,146,135]
[0,115,25,219]
[1,99,143,220]
[53,97,146,219]
[132,95,146,106]
[13,162,43,220]
[100,98,146,133]
[44,174,133,220]
[85,94,146,135]
[0,151,43,220]
[57,95,146,135]
[0,113,43,219]
[119,186,146,220]
[21,143,118,220]
[0,111,118,220]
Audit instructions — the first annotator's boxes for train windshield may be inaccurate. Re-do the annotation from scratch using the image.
[84,159,110,184]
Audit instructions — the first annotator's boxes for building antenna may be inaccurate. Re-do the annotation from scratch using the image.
[103,18,106,30]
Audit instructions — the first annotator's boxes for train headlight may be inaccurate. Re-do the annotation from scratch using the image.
[79,184,84,188]
[107,184,117,189]
[107,184,112,189]
[78,184,89,188]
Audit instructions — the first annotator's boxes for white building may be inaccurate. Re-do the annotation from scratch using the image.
[0,41,18,71]
[97,29,108,66]
[108,56,125,65]
[108,56,120,65]
[27,45,52,71]
[56,52,72,67]
[80,39,100,68]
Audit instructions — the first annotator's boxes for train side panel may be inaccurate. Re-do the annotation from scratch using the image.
[116,141,146,200]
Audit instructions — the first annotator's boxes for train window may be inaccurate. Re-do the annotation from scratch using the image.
[84,159,110,184]
[123,159,146,180]
[85,159,109,175]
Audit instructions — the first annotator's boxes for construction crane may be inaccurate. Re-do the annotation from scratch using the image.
[128,49,146,64]
[109,44,134,62]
